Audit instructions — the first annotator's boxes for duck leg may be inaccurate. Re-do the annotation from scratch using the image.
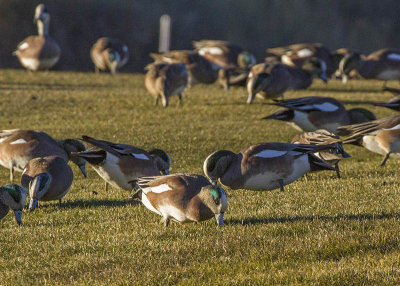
[105,181,109,192]
[278,179,285,192]
[335,162,341,179]
[9,163,14,182]
[163,217,170,227]
[154,97,159,106]
[177,94,183,106]
[380,152,391,167]
[59,199,62,206]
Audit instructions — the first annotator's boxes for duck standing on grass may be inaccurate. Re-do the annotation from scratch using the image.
[263,96,376,133]
[90,37,129,74]
[0,184,26,225]
[73,136,170,192]
[134,174,227,227]
[203,142,340,192]
[336,115,400,166]
[21,156,73,211]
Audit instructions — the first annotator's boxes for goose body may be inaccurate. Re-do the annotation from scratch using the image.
[135,174,227,226]
[14,4,60,71]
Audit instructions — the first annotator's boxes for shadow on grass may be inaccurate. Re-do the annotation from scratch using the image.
[35,198,141,212]
[227,212,400,226]
[0,81,111,91]
[308,87,384,93]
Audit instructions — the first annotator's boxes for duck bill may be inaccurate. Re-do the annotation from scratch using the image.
[14,210,22,225]
[29,198,38,211]
[79,164,87,178]
[215,213,224,226]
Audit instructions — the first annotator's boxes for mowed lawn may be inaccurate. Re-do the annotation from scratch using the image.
[1,69,400,285]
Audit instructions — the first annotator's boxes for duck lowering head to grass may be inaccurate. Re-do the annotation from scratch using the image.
[203,142,340,192]
[134,174,228,227]
[0,184,26,225]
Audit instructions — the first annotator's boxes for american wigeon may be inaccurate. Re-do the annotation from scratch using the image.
[21,156,73,210]
[266,43,335,76]
[336,115,400,166]
[134,174,227,226]
[193,40,256,87]
[0,184,26,225]
[338,48,400,84]
[73,136,171,191]
[203,142,338,192]
[0,129,86,181]
[13,4,61,71]
[246,59,327,104]
[150,50,229,90]
[144,62,188,107]
[90,37,129,74]
[291,129,351,178]
[193,40,256,71]
[263,96,376,133]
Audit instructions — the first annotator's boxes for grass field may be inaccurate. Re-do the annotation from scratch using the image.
[1,69,400,285]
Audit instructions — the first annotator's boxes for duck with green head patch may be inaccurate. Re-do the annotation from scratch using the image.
[203,142,341,192]
[90,37,129,74]
[21,156,73,211]
[0,184,26,225]
[134,174,227,227]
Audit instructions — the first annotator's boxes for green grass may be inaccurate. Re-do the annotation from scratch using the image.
[1,69,400,285]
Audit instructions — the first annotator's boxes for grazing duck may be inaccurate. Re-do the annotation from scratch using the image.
[247,58,327,104]
[338,48,400,84]
[144,62,188,107]
[0,184,26,225]
[90,37,129,74]
[246,62,291,103]
[193,40,256,86]
[134,174,227,227]
[13,4,61,71]
[193,40,256,71]
[73,136,170,191]
[266,43,335,76]
[0,129,86,181]
[263,96,376,133]
[150,50,229,90]
[336,115,400,166]
[291,129,351,178]
[21,156,73,210]
[203,142,338,192]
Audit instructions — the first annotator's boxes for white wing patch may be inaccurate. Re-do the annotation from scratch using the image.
[143,183,172,194]
[312,102,339,112]
[255,150,287,158]
[388,123,400,130]
[18,42,29,50]
[198,47,224,56]
[10,139,27,145]
[297,49,313,58]
[131,153,149,160]
[387,53,400,61]
[281,55,294,66]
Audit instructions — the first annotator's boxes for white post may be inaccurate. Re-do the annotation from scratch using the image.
[159,14,171,53]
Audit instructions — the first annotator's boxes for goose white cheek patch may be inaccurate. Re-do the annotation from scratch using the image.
[10,139,27,145]
[131,153,149,160]
[255,150,287,158]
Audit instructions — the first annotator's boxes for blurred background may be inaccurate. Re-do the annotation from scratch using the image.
[0,0,399,72]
